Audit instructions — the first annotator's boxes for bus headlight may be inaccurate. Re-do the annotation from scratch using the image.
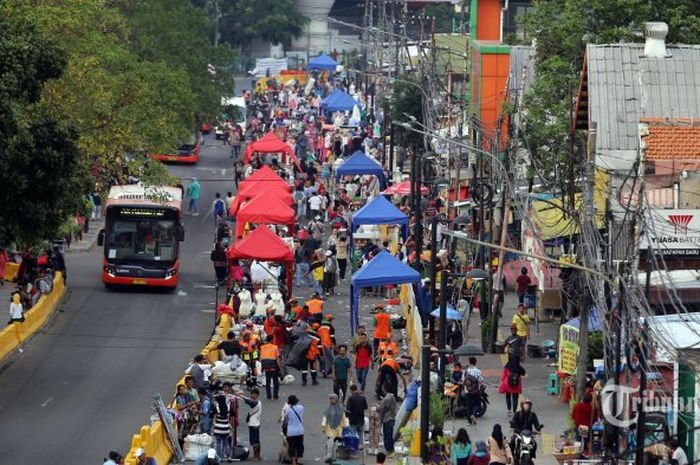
[165,268,177,279]
[104,264,116,277]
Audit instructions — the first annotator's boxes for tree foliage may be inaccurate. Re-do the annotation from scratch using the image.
[390,75,424,148]
[519,0,700,187]
[0,14,89,245]
[210,0,308,49]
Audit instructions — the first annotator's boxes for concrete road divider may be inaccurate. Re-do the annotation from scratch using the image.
[0,272,65,361]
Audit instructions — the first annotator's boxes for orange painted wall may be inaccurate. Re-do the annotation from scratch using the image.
[476,0,502,41]
[479,53,510,150]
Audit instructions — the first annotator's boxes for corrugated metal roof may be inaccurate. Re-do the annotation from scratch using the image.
[587,44,700,171]
[509,45,535,94]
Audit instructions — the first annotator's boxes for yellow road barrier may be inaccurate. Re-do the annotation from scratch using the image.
[0,272,65,361]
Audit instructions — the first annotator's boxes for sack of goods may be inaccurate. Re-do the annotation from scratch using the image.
[184,433,213,461]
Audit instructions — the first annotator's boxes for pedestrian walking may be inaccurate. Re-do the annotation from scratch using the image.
[322,250,338,295]
[211,240,228,284]
[212,192,226,223]
[0,247,8,287]
[199,388,212,434]
[322,393,348,462]
[346,385,368,451]
[487,424,511,465]
[260,335,282,400]
[241,388,262,461]
[377,384,397,456]
[352,332,372,392]
[213,394,233,460]
[515,267,531,305]
[318,316,335,376]
[187,177,201,215]
[367,404,382,455]
[450,428,472,465]
[332,344,352,401]
[372,306,391,356]
[512,304,530,358]
[336,235,349,280]
[503,324,524,357]
[498,354,526,416]
[283,395,305,465]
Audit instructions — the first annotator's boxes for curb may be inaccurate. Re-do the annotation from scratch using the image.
[66,223,104,254]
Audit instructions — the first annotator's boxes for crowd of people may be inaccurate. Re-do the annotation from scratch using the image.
[4,245,65,325]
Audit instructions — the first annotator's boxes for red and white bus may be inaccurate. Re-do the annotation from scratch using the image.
[98,185,185,289]
[150,135,200,164]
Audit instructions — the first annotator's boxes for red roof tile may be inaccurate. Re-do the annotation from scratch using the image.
[641,118,700,161]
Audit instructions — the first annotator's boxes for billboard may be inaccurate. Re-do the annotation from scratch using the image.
[641,209,700,256]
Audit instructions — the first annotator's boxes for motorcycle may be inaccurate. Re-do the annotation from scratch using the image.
[443,383,489,418]
[511,428,543,465]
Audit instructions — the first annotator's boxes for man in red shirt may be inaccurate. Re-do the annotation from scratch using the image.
[515,267,532,305]
[353,332,373,392]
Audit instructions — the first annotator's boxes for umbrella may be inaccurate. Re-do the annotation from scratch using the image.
[430,306,462,320]
[465,269,488,281]
[453,344,485,356]
[383,180,429,196]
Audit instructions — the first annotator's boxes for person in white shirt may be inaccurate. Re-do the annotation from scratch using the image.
[669,439,688,465]
[308,194,323,218]
[9,293,23,323]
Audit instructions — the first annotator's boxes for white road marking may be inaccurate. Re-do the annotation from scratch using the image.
[193,284,216,289]
[201,308,216,313]
[40,397,53,408]
[177,290,188,297]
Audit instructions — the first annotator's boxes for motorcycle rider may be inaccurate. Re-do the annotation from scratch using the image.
[510,399,542,460]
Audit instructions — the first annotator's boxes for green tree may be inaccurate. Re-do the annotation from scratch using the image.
[0,14,89,244]
[214,0,308,50]
[390,75,424,148]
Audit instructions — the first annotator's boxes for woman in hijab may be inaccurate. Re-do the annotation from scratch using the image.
[321,393,347,462]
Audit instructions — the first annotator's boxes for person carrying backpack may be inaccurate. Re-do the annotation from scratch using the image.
[212,192,226,221]
[498,354,526,416]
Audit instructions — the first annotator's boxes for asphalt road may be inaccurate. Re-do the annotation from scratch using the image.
[0,135,369,465]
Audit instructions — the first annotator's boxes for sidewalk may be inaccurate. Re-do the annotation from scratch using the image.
[457,291,569,465]
[66,221,104,253]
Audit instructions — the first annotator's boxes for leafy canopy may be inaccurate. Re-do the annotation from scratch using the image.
[0,14,89,245]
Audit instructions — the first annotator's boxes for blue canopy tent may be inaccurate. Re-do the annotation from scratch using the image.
[335,150,387,189]
[350,251,423,334]
[320,89,360,113]
[563,306,604,332]
[351,195,409,239]
[307,53,338,72]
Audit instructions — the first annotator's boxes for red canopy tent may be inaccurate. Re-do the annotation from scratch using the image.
[229,184,294,216]
[234,191,295,239]
[240,166,291,190]
[243,132,300,169]
[383,180,429,195]
[226,226,294,296]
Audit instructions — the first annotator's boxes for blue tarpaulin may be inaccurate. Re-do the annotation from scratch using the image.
[320,89,359,113]
[564,306,604,332]
[349,251,422,334]
[307,53,338,71]
[335,150,386,189]
[351,195,409,239]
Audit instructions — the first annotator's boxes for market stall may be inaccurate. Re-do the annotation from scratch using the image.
[226,226,294,296]
[243,131,300,169]
[320,89,360,114]
[349,251,422,334]
[335,150,387,189]
[383,180,429,196]
[234,191,295,240]
[306,53,338,72]
[229,184,294,217]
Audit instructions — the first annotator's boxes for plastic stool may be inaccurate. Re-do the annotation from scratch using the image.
[546,373,559,395]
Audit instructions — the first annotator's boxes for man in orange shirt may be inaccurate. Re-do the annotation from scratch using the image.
[377,337,398,364]
[260,335,282,399]
[264,308,276,336]
[306,292,325,323]
[302,326,320,386]
[317,315,336,376]
[373,305,392,356]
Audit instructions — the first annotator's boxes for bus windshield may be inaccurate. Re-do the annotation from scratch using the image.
[105,218,178,264]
